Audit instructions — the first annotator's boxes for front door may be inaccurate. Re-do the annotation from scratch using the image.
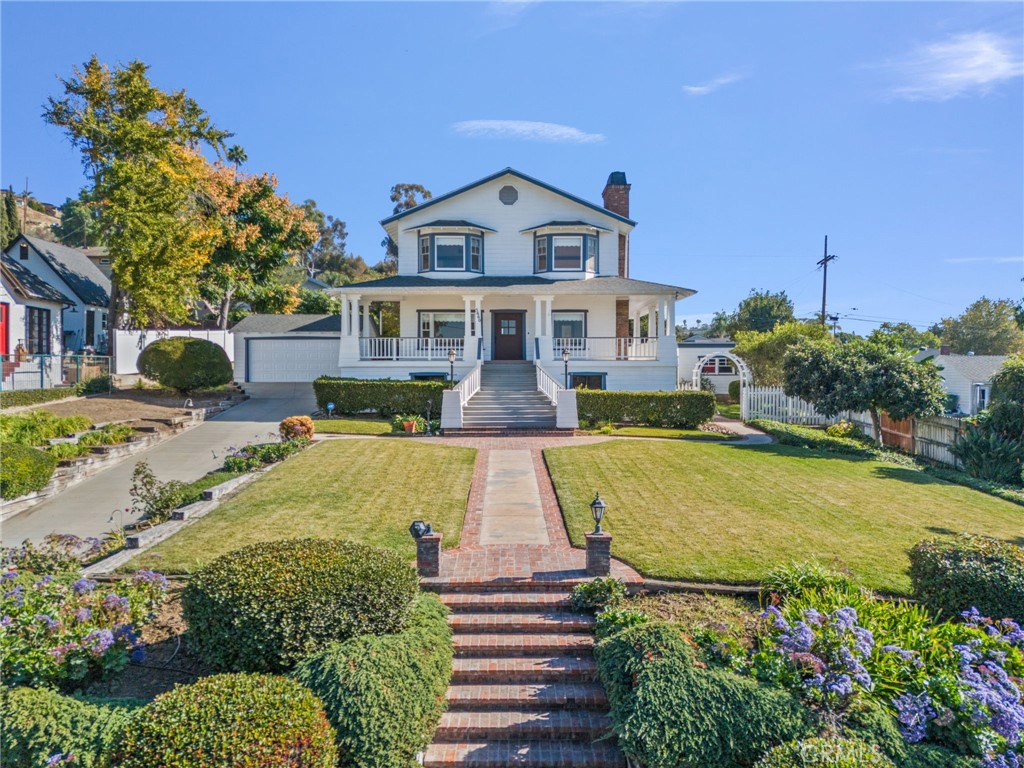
[493,312,525,360]
[85,310,95,348]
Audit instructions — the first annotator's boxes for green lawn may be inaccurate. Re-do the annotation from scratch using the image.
[717,403,741,420]
[313,417,393,435]
[545,441,1023,594]
[603,427,736,441]
[131,439,476,573]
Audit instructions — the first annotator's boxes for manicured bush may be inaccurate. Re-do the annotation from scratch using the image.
[755,738,896,768]
[183,538,419,671]
[576,389,716,429]
[728,380,741,403]
[292,594,454,768]
[0,387,80,409]
[596,622,814,768]
[279,415,315,440]
[1,444,57,499]
[314,376,445,418]
[569,577,627,612]
[137,337,232,392]
[826,419,863,439]
[1,686,142,768]
[111,673,337,768]
[909,535,1024,620]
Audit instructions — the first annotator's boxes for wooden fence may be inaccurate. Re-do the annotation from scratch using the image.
[742,387,964,467]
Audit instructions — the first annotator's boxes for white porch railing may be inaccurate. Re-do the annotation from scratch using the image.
[552,337,658,361]
[535,360,563,405]
[359,337,464,361]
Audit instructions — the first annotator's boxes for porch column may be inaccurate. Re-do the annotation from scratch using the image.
[349,296,361,338]
[534,297,542,337]
[339,296,350,336]
[545,298,553,340]
[362,302,369,337]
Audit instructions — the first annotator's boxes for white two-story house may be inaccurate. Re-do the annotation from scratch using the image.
[232,169,695,429]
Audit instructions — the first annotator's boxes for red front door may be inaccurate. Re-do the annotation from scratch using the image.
[0,303,8,357]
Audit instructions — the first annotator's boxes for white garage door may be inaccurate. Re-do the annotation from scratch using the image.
[246,338,340,382]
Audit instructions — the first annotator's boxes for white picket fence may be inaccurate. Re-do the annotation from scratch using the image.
[741,386,832,425]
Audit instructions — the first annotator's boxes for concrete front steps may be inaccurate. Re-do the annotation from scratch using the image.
[461,361,559,431]
[423,583,625,768]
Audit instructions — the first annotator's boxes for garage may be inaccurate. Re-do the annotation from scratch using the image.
[244,337,340,382]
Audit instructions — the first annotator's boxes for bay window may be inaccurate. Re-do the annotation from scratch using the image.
[534,234,599,273]
[416,233,484,273]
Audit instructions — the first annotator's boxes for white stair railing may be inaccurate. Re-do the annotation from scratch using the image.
[441,359,482,430]
[535,361,563,405]
[455,360,482,406]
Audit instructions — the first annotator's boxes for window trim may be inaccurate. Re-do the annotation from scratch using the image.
[551,309,588,339]
[434,235,467,272]
[570,371,607,390]
[417,232,485,274]
[26,306,51,355]
[417,309,467,339]
[551,235,583,271]
[534,234,598,274]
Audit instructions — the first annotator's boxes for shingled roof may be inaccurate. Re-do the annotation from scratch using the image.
[17,235,111,307]
[1,255,74,304]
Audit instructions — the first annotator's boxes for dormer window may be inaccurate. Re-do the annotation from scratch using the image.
[417,232,485,273]
[534,233,598,273]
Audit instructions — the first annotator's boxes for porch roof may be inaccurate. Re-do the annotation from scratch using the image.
[329,275,696,299]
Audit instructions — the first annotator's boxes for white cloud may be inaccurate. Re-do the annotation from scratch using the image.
[886,32,1023,101]
[452,120,605,144]
[944,256,1021,264]
[682,73,744,96]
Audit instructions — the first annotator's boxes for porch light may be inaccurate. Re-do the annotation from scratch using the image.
[562,346,570,388]
[448,348,457,388]
[590,492,607,534]
[409,520,433,539]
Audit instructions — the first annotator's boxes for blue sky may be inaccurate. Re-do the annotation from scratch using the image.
[2,1,1022,332]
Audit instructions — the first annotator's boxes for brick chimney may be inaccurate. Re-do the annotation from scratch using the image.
[602,172,631,279]
[940,345,951,355]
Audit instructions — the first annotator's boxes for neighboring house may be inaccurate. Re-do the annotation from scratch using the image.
[913,347,1008,415]
[234,169,694,397]
[301,276,331,292]
[2,235,111,353]
[0,257,73,389]
[677,336,739,394]
[82,247,113,279]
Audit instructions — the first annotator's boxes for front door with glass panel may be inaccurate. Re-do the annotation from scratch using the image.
[493,312,524,360]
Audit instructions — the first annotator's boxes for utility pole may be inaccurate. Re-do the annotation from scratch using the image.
[817,235,838,325]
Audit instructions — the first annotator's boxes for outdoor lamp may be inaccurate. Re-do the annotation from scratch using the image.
[590,492,607,534]
[448,348,457,389]
[562,346,570,388]
[409,520,433,539]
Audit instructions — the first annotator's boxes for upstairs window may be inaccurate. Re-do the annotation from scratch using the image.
[419,236,430,271]
[535,237,548,272]
[552,236,582,270]
[470,236,482,271]
[417,233,484,273]
[435,236,465,270]
[534,234,599,273]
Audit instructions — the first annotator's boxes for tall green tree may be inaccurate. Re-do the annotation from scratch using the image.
[43,56,230,328]
[380,182,431,274]
[783,339,946,445]
[728,289,795,334]
[938,297,1024,355]
[1,187,20,250]
[51,191,106,248]
[867,322,941,351]
[732,320,831,385]
[297,200,371,285]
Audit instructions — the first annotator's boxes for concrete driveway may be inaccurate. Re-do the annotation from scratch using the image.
[1,385,316,545]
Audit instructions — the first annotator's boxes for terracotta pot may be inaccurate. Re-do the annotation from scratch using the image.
[403,421,416,433]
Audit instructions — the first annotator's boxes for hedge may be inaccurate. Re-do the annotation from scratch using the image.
[111,673,337,768]
[1,687,142,768]
[292,594,454,768]
[0,387,80,409]
[755,738,896,768]
[137,337,232,392]
[1,443,57,499]
[183,538,419,671]
[596,622,814,768]
[728,380,741,403]
[576,390,716,429]
[909,535,1024,620]
[313,377,446,418]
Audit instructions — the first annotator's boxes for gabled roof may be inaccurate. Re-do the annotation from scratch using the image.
[302,277,331,291]
[918,352,1008,384]
[232,314,342,335]
[14,235,111,307]
[402,219,497,232]
[380,168,638,228]
[330,274,694,298]
[1,256,74,305]
[520,220,613,233]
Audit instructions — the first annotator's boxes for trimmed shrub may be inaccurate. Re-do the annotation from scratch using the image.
[280,415,315,440]
[1,443,57,498]
[1,686,142,768]
[183,538,419,671]
[576,389,716,429]
[137,337,232,392]
[314,377,445,418]
[111,673,337,768]
[826,419,862,439]
[596,622,814,768]
[0,387,80,409]
[728,380,741,403]
[909,535,1024,620]
[755,738,896,768]
[292,594,454,768]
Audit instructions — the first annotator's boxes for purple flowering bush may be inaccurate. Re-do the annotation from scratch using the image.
[0,547,167,689]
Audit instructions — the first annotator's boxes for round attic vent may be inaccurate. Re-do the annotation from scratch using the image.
[498,185,518,205]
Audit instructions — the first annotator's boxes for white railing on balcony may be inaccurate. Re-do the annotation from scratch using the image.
[360,337,464,361]
[535,361,563,405]
[454,360,482,406]
[552,337,658,361]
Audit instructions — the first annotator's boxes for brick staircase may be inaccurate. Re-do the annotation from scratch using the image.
[424,581,624,767]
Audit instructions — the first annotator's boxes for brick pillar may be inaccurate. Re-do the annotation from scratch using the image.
[615,299,629,339]
[416,532,442,577]
[585,532,612,577]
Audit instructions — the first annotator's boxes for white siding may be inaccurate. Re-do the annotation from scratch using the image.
[0,279,63,358]
[677,344,739,394]
[393,175,629,278]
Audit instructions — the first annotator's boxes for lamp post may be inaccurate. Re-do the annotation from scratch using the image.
[590,492,607,534]
[448,348,457,389]
[562,346,570,389]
